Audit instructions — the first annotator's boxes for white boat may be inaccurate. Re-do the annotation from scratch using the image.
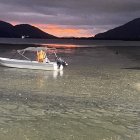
[0,47,68,71]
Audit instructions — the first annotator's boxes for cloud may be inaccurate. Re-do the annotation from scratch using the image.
[0,0,140,36]
[25,23,92,37]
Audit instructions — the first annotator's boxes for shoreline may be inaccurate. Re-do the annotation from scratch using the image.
[0,38,140,51]
[0,38,140,46]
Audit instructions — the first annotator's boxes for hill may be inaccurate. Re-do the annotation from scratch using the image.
[0,21,57,39]
[14,24,56,39]
[0,21,19,38]
[94,18,140,40]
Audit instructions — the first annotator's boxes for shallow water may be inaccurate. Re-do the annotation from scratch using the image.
[0,42,140,140]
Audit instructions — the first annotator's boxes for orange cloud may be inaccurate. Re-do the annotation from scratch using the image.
[11,21,92,37]
[32,24,92,37]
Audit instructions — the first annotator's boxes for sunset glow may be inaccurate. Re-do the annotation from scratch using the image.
[11,21,93,37]
[1,0,139,38]
[33,24,92,37]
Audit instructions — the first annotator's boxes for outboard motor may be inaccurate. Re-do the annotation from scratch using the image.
[56,57,68,67]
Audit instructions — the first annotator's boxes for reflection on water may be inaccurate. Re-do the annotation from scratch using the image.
[0,43,140,140]
[47,44,78,48]
[0,68,64,90]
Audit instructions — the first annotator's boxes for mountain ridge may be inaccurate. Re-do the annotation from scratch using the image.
[0,21,57,39]
[0,18,140,40]
[94,18,140,40]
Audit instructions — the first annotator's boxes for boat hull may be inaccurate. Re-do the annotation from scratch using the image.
[0,57,62,71]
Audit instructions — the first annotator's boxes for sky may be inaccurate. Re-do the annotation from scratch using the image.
[0,0,140,37]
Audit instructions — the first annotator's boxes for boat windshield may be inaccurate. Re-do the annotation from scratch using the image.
[18,47,56,52]
[16,47,58,61]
